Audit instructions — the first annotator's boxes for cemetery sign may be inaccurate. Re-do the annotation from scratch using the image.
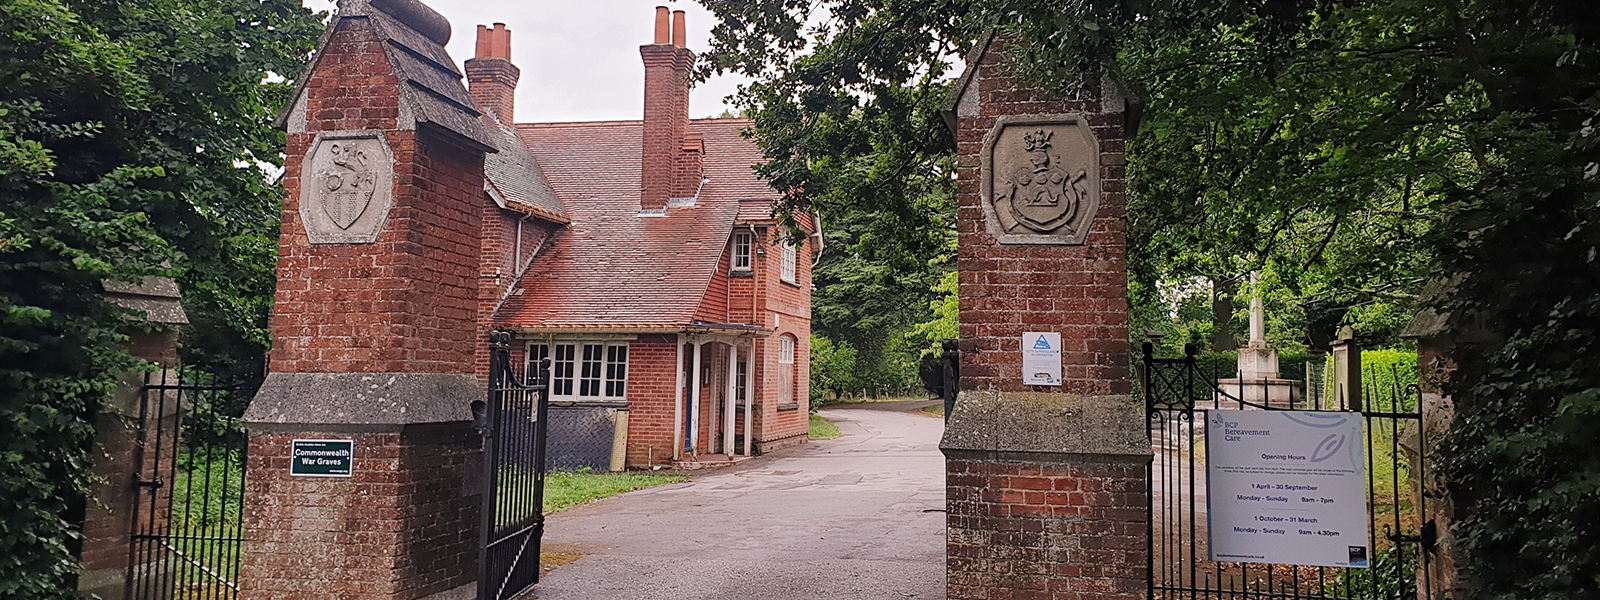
[1206,410,1371,568]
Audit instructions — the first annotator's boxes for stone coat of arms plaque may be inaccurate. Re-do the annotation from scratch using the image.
[980,114,1101,245]
[299,132,394,244]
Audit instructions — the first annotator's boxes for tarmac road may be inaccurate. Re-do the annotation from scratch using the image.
[526,401,948,600]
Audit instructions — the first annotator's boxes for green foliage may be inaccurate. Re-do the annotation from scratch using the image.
[907,269,958,358]
[808,414,842,439]
[540,471,685,513]
[0,0,319,594]
[809,334,859,408]
[698,0,973,391]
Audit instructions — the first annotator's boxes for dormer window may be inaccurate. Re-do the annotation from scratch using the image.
[732,231,753,271]
[780,240,797,284]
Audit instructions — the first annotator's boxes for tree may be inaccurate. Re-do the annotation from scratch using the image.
[697,0,975,385]
[0,0,319,593]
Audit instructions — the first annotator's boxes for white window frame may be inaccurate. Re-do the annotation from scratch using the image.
[778,335,796,406]
[527,340,630,401]
[732,231,753,271]
[780,240,797,284]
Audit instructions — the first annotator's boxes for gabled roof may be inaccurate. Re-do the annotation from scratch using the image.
[275,0,496,152]
[494,118,778,331]
[480,116,568,224]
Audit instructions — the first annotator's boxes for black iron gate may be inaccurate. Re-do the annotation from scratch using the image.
[126,370,248,599]
[1142,343,1433,600]
[478,331,550,600]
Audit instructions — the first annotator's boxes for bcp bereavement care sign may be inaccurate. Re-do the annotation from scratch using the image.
[290,439,354,477]
[1206,410,1370,568]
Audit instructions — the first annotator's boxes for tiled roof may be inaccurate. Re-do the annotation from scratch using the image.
[480,116,568,223]
[736,198,777,223]
[495,118,777,330]
[276,0,495,151]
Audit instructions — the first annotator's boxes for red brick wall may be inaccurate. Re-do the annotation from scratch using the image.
[695,237,732,323]
[946,457,1148,600]
[240,427,479,600]
[755,231,812,445]
[271,18,484,376]
[477,209,556,383]
[955,41,1130,397]
[622,334,679,467]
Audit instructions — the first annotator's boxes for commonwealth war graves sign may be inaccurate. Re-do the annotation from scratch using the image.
[980,114,1101,245]
[299,132,394,244]
[290,439,354,477]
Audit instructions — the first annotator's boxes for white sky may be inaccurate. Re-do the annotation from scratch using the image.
[301,0,753,122]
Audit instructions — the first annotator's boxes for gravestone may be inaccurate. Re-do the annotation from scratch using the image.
[939,32,1149,600]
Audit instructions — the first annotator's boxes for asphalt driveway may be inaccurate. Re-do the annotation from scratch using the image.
[528,401,948,600]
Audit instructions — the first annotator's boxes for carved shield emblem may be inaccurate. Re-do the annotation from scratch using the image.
[317,142,376,230]
[995,130,1089,232]
[980,116,1101,245]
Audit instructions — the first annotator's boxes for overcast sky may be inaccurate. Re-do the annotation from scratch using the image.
[301,0,753,123]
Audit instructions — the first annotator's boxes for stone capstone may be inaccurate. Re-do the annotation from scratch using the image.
[939,391,1150,458]
[243,372,478,425]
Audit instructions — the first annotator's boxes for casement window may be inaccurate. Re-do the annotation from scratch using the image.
[778,335,796,406]
[528,341,629,401]
[732,231,753,271]
[780,240,797,284]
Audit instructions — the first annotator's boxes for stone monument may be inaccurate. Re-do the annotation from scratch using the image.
[1215,274,1299,408]
[939,31,1149,600]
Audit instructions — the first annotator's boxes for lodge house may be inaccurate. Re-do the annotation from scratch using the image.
[468,8,818,465]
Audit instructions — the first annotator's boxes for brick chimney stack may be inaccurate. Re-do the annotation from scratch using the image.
[465,22,519,127]
[640,7,699,211]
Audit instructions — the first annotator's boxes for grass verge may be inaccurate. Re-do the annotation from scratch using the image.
[809,414,842,439]
[918,404,945,417]
[543,471,685,513]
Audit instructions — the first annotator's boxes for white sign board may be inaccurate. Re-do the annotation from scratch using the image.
[1021,332,1061,386]
[1206,410,1370,568]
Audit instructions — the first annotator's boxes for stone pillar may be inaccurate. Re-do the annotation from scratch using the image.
[939,31,1149,600]
[240,0,497,598]
[77,279,187,600]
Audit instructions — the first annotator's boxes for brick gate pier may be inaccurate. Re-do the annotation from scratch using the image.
[939,32,1151,600]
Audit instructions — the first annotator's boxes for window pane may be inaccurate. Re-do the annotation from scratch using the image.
[525,344,549,381]
[781,242,797,282]
[733,233,751,270]
[779,336,795,364]
[736,360,747,402]
[606,345,629,397]
[552,344,576,396]
[580,344,603,397]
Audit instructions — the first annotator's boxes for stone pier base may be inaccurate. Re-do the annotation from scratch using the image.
[239,373,483,600]
[942,392,1151,600]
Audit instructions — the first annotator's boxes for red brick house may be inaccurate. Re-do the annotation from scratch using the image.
[469,9,817,466]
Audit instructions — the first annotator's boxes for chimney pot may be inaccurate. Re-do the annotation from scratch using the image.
[654,7,671,45]
[467,23,519,127]
[474,24,491,59]
[671,10,686,48]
